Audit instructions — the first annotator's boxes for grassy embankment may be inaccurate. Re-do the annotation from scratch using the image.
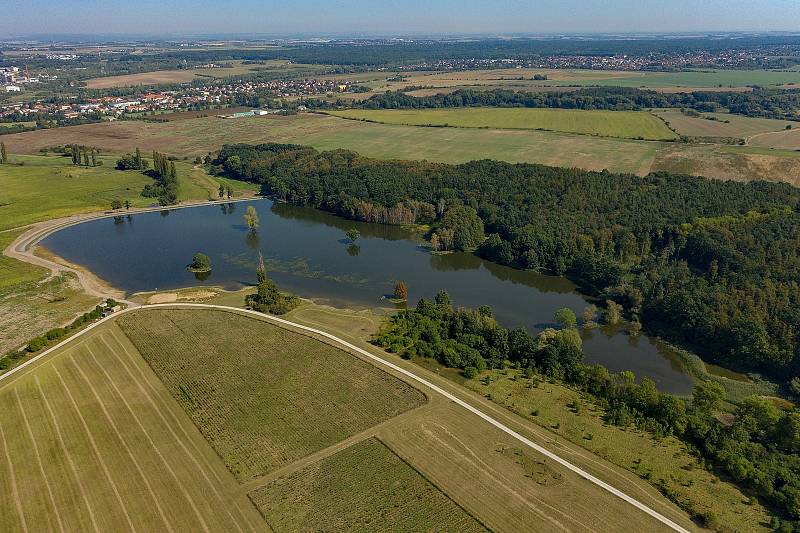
[0,153,258,354]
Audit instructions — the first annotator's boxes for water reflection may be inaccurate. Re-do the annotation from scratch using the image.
[41,198,694,394]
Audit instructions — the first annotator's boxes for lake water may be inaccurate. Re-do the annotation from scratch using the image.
[41,199,694,394]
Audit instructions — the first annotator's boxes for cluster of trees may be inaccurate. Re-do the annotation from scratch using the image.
[116,148,178,205]
[245,254,299,315]
[337,87,800,121]
[214,143,800,386]
[143,151,178,205]
[69,144,100,166]
[116,147,148,170]
[0,142,6,164]
[375,293,800,524]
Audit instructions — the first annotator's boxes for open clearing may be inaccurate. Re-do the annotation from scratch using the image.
[0,321,266,531]
[654,109,795,139]
[748,126,800,150]
[116,308,427,480]
[4,112,800,185]
[250,437,486,532]
[328,108,679,140]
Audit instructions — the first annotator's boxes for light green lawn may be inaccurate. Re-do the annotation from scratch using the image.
[0,154,256,231]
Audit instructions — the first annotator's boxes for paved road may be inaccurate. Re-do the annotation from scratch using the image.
[1,303,692,533]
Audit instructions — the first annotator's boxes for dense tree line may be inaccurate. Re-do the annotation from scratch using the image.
[213,143,800,386]
[334,87,800,121]
[375,294,800,526]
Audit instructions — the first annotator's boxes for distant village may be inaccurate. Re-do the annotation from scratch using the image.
[0,74,352,121]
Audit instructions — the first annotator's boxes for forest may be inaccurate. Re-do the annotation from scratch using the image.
[326,87,800,121]
[213,142,800,387]
[374,293,800,525]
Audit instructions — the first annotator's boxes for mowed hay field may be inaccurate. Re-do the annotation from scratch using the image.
[250,437,486,532]
[117,309,426,481]
[0,322,266,531]
[329,108,679,140]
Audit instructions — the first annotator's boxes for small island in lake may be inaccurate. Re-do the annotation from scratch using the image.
[187,252,212,273]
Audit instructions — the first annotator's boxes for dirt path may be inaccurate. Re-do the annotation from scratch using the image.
[2,197,262,309]
[0,303,693,533]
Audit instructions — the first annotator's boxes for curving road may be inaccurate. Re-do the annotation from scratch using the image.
[1,303,692,533]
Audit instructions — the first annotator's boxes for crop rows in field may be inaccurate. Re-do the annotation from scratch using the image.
[249,437,486,532]
[117,309,426,481]
[0,325,264,532]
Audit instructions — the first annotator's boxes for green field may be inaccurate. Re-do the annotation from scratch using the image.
[457,367,771,530]
[329,108,679,140]
[539,69,800,88]
[5,113,800,187]
[0,322,267,531]
[117,309,426,481]
[250,437,486,532]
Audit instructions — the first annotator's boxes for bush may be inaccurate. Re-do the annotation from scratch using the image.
[463,366,478,379]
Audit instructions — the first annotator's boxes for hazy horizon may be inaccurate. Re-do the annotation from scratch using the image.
[4,0,800,38]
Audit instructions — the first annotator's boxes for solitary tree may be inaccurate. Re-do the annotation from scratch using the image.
[218,184,225,199]
[604,300,623,325]
[0,142,7,164]
[394,281,408,301]
[346,228,361,242]
[124,199,131,210]
[244,205,259,232]
[226,185,233,199]
[90,149,97,167]
[110,199,122,210]
[256,252,267,284]
[189,252,212,272]
[554,308,577,329]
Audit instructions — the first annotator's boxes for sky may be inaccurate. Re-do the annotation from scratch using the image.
[3,0,800,37]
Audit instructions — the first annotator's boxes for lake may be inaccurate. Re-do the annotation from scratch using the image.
[41,199,694,394]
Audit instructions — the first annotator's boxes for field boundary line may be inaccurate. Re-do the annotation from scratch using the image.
[1,303,692,533]
[13,388,66,532]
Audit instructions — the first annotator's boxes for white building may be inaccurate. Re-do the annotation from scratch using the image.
[4,85,21,92]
